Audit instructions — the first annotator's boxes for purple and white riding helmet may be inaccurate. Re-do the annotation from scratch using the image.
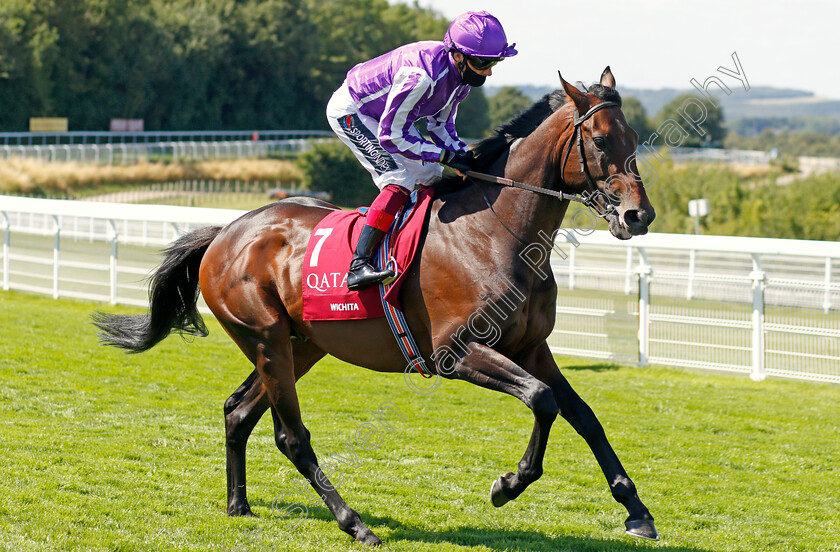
[443,11,518,59]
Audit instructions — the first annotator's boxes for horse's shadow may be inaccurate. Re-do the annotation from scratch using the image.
[252,500,711,552]
[561,361,623,372]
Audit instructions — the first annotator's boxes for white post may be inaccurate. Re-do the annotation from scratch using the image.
[108,219,118,304]
[637,247,652,366]
[824,257,832,314]
[687,249,696,300]
[624,247,633,295]
[749,253,766,381]
[568,245,576,290]
[2,212,9,291]
[52,215,61,299]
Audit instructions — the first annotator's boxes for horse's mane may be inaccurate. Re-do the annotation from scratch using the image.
[435,83,621,194]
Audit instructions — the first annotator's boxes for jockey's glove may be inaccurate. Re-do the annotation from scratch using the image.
[439,149,474,173]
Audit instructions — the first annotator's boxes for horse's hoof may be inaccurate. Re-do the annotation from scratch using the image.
[490,472,514,507]
[227,501,257,517]
[625,518,659,540]
[228,509,257,517]
[356,530,382,546]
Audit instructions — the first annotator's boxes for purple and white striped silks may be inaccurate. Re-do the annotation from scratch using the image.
[345,41,470,164]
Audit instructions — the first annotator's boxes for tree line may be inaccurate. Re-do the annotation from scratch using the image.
[494,86,840,158]
[724,130,840,158]
[488,87,729,147]
[641,162,840,241]
[0,0,500,134]
[3,0,837,160]
[0,0,726,144]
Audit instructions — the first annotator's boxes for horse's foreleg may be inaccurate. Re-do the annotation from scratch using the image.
[446,343,558,505]
[489,410,555,507]
[532,343,659,540]
[224,370,270,516]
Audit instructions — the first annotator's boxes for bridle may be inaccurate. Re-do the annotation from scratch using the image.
[562,100,620,199]
[467,100,620,245]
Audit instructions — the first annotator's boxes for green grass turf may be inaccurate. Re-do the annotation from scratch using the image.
[1,290,838,552]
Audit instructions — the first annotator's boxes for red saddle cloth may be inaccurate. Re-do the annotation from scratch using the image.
[302,188,434,321]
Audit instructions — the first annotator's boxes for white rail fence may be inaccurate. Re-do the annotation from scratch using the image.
[639,147,775,165]
[0,196,238,307]
[550,227,839,383]
[0,139,331,164]
[2,196,839,384]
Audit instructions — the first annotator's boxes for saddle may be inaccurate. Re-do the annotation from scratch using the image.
[301,188,434,321]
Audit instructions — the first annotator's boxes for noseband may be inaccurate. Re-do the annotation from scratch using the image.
[467,100,620,245]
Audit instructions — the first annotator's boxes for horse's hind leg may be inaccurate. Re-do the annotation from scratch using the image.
[225,369,269,516]
[244,325,381,545]
[224,339,326,517]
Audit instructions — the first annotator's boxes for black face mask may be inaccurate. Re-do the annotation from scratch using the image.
[458,59,486,87]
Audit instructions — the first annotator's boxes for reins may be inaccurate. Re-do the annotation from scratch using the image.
[465,170,590,205]
[465,99,620,244]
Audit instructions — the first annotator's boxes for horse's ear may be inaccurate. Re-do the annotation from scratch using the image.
[600,66,616,88]
[558,71,588,111]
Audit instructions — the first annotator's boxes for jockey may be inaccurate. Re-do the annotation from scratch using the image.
[326,10,517,290]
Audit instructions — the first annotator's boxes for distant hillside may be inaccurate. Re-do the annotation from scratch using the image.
[484,85,840,129]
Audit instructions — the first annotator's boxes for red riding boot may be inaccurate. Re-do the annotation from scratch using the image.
[346,185,409,291]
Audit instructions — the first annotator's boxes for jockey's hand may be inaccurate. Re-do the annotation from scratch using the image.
[439,149,474,175]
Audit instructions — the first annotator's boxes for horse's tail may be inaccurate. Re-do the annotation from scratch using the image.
[92,225,223,353]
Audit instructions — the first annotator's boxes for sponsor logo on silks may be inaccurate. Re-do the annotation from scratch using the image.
[307,272,348,292]
[338,113,398,175]
[330,302,360,312]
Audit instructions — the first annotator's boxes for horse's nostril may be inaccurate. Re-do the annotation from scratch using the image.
[623,208,654,228]
[623,209,642,227]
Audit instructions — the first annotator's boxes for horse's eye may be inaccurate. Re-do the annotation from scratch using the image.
[593,136,607,150]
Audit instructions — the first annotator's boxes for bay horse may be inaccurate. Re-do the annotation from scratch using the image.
[94,69,658,544]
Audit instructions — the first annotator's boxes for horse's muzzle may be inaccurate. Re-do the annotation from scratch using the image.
[620,206,655,236]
